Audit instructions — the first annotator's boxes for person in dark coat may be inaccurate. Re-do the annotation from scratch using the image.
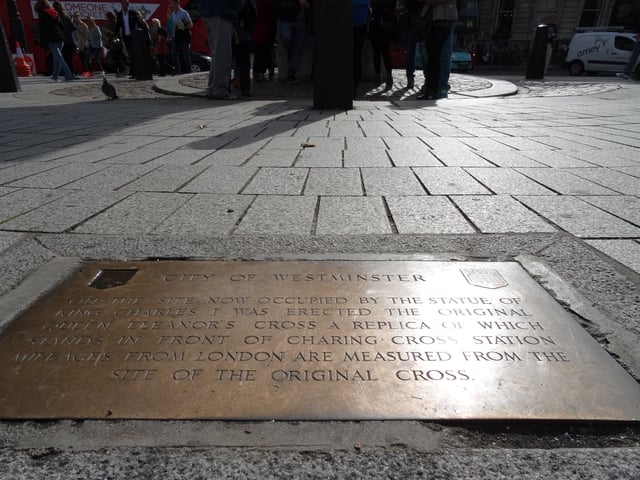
[114,0,150,78]
[52,1,77,75]
[368,0,396,90]
[35,0,75,81]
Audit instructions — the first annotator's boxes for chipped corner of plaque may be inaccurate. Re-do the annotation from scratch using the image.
[460,268,508,289]
[89,268,138,289]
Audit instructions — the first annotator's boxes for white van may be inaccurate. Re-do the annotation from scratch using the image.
[565,27,639,76]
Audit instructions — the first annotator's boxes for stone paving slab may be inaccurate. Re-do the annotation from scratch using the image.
[1,75,640,478]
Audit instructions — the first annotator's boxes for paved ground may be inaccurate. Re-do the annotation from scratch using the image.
[1,71,640,478]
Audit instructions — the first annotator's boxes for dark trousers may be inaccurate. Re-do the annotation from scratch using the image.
[232,41,252,95]
[353,24,367,94]
[123,35,135,75]
[424,23,451,96]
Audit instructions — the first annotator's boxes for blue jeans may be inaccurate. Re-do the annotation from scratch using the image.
[277,13,305,78]
[438,22,455,93]
[623,40,640,76]
[172,39,191,74]
[48,41,74,80]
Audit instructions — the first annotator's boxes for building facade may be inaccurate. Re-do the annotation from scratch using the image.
[462,0,639,62]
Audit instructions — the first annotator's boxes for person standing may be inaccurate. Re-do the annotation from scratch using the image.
[369,0,396,91]
[52,1,77,75]
[233,0,257,96]
[201,0,239,100]
[544,14,558,74]
[35,0,75,81]
[617,12,640,80]
[274,0,309,83]
[72,13,91,74]
[417,0,457,100]
[168,0,193,74]
[115,0,149,78]
[352,0,369,98]
[86,16,104,74]
[252,0,276,82]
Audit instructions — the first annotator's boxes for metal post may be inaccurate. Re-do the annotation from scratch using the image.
[526,24,548,80]
[313,0,353,110]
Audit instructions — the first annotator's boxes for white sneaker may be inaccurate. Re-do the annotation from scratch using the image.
[616,72,630,79]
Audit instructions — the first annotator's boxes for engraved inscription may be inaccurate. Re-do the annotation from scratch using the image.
[0,260,639,421]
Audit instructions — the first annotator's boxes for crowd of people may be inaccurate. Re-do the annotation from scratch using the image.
[35,0,458,100]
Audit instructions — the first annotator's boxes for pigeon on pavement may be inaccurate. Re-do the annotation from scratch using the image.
[101,76,118,100]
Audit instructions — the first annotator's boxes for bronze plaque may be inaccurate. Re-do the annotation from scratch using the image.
[1,260,639,420]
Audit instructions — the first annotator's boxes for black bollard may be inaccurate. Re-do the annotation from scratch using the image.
[313,0,352,110]
[526,24,548,80]
[0,21,20,92]
[133,28,153,80]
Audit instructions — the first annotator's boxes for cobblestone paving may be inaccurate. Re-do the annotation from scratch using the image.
[44,72,626,100]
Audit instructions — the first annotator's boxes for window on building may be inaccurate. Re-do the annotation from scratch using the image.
[579,0,601,27]
[494,0,515,39]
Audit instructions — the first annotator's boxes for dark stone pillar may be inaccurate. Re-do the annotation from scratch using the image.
[526,24,548,80]
[0,20,20,92]
[313,0,352,110]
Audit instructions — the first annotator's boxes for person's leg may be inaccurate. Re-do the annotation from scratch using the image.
[421,24,449,98]
[381,36,393,90]
[123,35,135,76]
[180,40,191,73]
[623,41,640,76]
[205,16,234,97]
[287,15,305,80]
[353,24,367,96]
[438,22,455,96]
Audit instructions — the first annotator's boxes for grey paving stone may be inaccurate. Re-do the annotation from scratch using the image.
[586,239,640,274]
[99,148,167,165]
[316,196,392,234]
[580,195,640,226]
[143,148,217,167]
[466,167,556,195]
[327,120,363,137]
[234,195,316,234]
[460,137,518,151]
[154,194,254,236]
[0,190,131,233]
[359,121,399,137]
[0,187,18,196]
[0,163,62,185]
[245,149,299,167]
[517,196,640,238]
[295,149,344,167]
[264,137,309,150]
[303,168,363,195]
[344,150,392,167]
[0,232,26,254]
[476,150,547,167]
[362,168,426,195]
[386,196,475,234]
[61,165,156,191]
[564,149,640,167]
[421,137,473,151]
[73,192,192,234]
[614,166,640,178]
[452,195,557,233]
[526,135,594,150]
[413,167,491,195]
[519,150,597,168]
[388,149,443,167]
[566,168,640,195]
[516,168,618,195]
[242,167,308,195]
[346,137,387,151]
[120,165,208,192]
[431,149,495,167]
[0,189,69,222]
[179,166,258,194]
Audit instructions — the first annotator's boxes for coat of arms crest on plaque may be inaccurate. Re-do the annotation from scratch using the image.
[460,268,508,289]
